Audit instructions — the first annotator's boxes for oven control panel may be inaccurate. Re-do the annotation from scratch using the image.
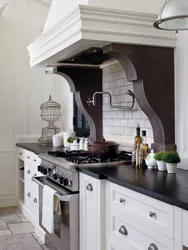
[37,161,78,192]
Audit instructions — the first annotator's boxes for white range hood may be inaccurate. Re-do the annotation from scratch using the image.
[27,0,177,68]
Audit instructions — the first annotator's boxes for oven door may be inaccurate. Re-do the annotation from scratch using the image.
[32,176,79,250]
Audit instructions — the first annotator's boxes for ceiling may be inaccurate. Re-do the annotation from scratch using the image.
[32,0,52,6]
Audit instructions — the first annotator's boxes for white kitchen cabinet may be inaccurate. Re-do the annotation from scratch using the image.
[79,173,106,250]
[182,210,188,249]
[17,147,44,242]
[79,172,188,250]
[24,162,39,216]
[109,208,173,250]
[110,182,174,239]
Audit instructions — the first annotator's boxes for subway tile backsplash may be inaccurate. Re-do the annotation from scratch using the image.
[102,62,154,150]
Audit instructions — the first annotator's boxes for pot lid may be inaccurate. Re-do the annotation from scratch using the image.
[91,140,119,146]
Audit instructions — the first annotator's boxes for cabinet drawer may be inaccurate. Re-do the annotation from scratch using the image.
[110,182,174,239]
[183,210,188,247]
[25,163,37,181]
[32,154,41,166]
[18,148,25,161]
[25,150,34,164]
[109,208,173,250]
[25,181,38,215]
[80,173,105,250]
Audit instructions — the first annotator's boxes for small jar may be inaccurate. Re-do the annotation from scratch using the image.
[79,138,84,150]
[84,138,89,151]
[53,135,63,147]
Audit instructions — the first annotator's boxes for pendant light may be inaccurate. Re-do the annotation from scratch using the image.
[154,0,188,31]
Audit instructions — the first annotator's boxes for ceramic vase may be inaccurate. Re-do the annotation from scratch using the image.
[166,163,177,174]
[157,160,167,172]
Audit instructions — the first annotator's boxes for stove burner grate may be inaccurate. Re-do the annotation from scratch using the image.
[47,150,132,164]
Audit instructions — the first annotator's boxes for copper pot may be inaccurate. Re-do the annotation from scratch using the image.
[89,138,119,157]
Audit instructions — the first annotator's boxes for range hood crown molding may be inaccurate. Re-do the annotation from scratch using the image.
[28,5,177,68]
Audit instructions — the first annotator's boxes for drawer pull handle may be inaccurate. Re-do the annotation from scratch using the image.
[86,184,93,191]
[33,198,37,203]
[27,156,30,159]
[149,211,156,218]
[119,225,128,236]
[148,243,158,250]
[27,192,31,198]
[27,170,31,174]
[119,198,125,203]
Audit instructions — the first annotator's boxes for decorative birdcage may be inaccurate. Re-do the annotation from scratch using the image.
[38,95,61,145]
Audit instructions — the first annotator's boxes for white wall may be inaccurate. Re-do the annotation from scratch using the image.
[91,0,165,14]
[44,0,166,33]
[175,31,188,169]
[102,63,153,151]
[0,0,73,207]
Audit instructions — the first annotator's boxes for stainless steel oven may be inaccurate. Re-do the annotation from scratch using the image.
[32,176,79,250]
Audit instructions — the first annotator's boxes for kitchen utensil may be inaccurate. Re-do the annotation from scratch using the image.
[88,137,119,157]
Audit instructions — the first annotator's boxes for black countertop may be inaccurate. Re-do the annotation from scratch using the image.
[77,165,188,211]
[16,143,65,155]
[16,143,188,211]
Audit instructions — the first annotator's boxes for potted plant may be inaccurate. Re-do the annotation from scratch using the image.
[67,137,80,150]
[154,152,166,171]
[162,152,181,174]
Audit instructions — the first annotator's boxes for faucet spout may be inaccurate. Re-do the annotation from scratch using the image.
[87,90,135,110]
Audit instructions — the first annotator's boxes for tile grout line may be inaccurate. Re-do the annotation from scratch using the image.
[31,233,45,249]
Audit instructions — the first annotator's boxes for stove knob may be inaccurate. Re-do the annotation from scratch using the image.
[60,177,64,185]
[40,166,44,173]
[38,165,41,172]
[43,168,48,175]
[53,173,58,180]
[68,180,72,187]
[63,178,68,186]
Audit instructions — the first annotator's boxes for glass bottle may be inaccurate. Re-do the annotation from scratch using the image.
[140,130,149,160]
[136,144,140,168]
[134,124,142,150]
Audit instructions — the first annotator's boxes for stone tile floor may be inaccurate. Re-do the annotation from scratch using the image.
[0,207,50,250]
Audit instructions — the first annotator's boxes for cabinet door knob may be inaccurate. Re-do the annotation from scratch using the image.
[33,159,37,162]
[148,243,158,250]
[27,170,31,174]
[149,211,156,218]
[86,184,93,191]
[119,198,125,203]
[27,156,30,159]
[33,198,37,203]
[27,192,31,197]
[119,225,128,236]
[20,153,23,156]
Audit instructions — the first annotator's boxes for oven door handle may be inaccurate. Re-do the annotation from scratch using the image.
[32,176,77,202]
[32,176,45,187]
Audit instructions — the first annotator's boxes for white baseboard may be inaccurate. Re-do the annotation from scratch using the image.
[18,200,45,243]
[0,194,17,208]
[35,224,45,243]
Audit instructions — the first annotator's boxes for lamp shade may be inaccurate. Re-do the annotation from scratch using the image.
[154,0,188,31]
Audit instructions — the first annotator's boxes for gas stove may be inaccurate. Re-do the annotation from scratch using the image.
[38,150,132,192]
